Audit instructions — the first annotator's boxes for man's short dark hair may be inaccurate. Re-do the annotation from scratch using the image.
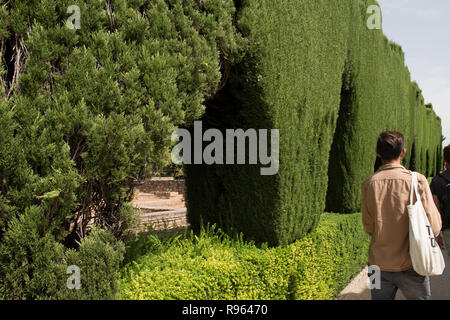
[376,131,405,162]
[444,144,450,164]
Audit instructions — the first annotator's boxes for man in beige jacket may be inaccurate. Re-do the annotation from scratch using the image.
[362,131,442,300]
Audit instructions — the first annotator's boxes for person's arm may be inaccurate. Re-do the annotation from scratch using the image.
[433,195,441,214]
[430,176,443,214]
[419,176,442,237]
[431,187,444,248]
[362,181,374,236]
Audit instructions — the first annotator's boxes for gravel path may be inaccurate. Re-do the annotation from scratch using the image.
[335,250,450,300]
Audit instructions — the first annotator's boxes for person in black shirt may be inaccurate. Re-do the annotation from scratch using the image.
[430,144,450,257]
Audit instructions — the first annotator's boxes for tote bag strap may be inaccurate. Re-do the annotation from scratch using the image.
[410,171,421,206]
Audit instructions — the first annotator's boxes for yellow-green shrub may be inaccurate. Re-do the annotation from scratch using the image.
[119,212,369,300]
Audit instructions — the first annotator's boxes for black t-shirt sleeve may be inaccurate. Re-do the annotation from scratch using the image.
[430,175,446,201]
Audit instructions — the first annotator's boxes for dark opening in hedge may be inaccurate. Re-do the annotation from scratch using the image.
[326,66,356,213]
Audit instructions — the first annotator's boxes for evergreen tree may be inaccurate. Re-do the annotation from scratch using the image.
[0,0,244,299]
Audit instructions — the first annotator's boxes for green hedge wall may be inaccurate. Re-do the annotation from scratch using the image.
[326,0,443,213]
[186,0,354,246]
[119,212,370,300]
[186,0,443,243]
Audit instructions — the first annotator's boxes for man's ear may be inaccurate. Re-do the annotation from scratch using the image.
[400,148,407,159]
[376,150,381,158]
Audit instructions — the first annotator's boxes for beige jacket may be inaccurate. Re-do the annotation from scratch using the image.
[361,164,442,272]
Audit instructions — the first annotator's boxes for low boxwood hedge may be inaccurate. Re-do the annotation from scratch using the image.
[119,212,369,300]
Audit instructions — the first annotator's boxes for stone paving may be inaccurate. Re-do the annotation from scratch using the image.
[336,251,450,300]
[133,178,188,231]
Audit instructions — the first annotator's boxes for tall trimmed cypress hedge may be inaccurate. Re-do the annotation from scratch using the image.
[186,0,354,246]
[326,0,442,213]
[186,0,443,245]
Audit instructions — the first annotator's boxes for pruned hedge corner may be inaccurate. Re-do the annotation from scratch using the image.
[185,0,442,246]
[0,0,442,299]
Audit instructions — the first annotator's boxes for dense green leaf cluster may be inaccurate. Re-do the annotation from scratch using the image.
[0,0,244,299]
[0,209,124,299]
[120,213,369,300]
[185,0,443,245]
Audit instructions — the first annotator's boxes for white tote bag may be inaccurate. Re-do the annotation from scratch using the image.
[407,171,445,276]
